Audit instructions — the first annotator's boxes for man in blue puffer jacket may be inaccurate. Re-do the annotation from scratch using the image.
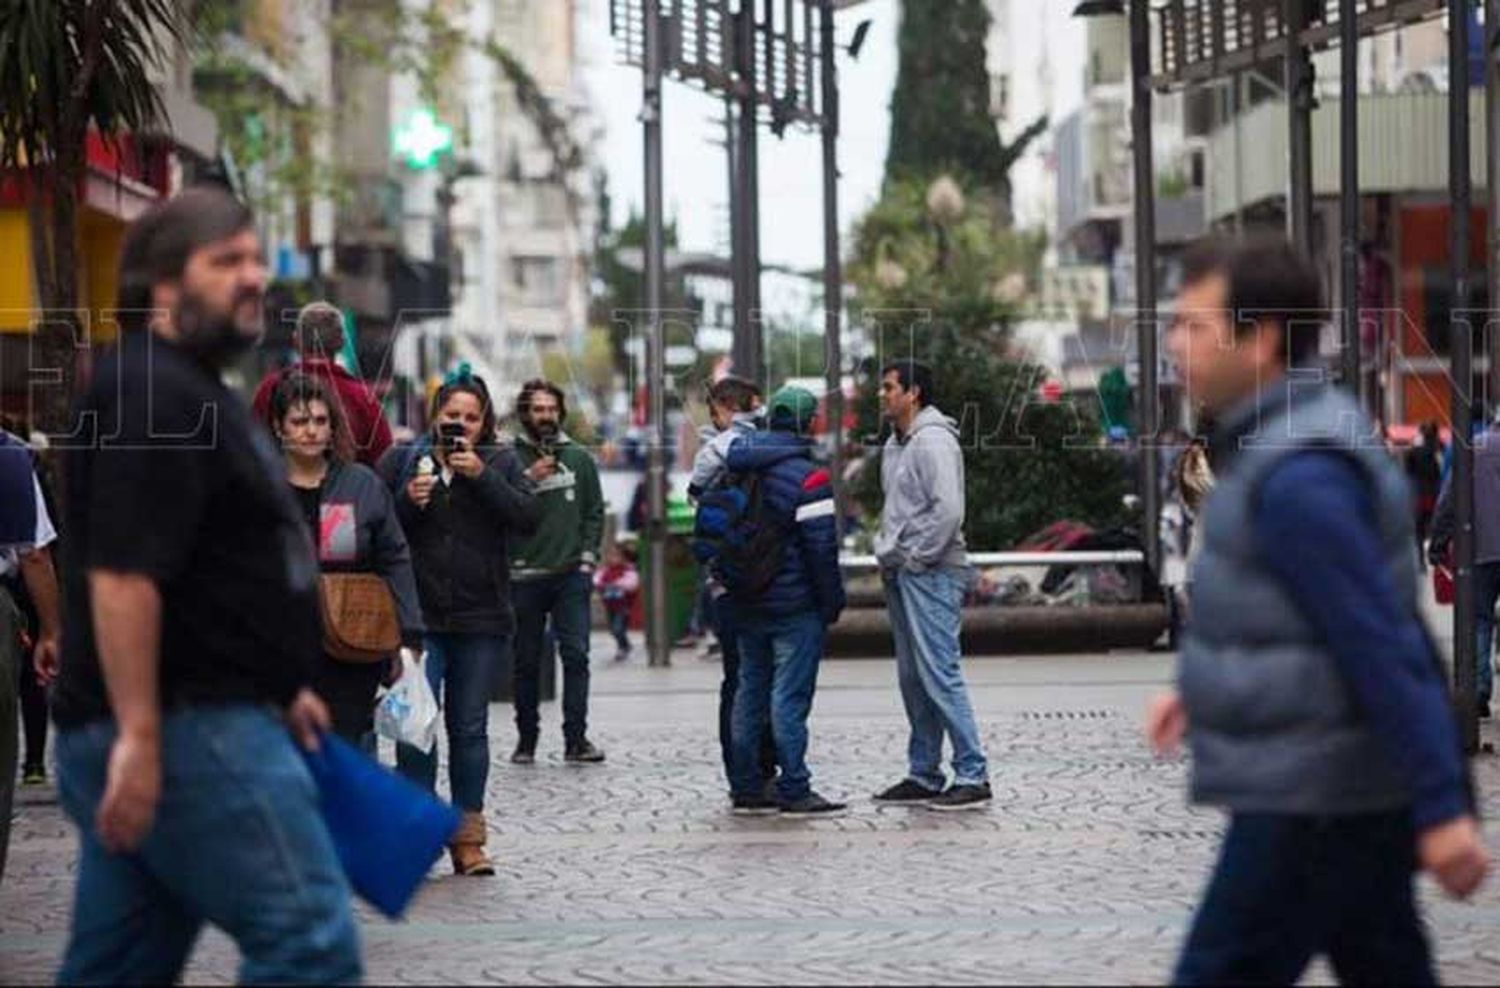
[721,386,847,817]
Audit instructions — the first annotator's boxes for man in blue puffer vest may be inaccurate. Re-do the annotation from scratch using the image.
[1149,236,1487,985]
[721,386,847,817]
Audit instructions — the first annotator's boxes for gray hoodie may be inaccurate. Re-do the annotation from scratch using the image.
[874,405,968,572]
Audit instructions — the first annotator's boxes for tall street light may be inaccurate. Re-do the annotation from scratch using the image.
[1072,0,1160,578]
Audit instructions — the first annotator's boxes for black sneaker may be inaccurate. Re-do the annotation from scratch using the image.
[510,744,536,765]
[873,779,938,804]
[564,740,606,763]
[927,782,993,812]
[730,795,779,816]
[779,792,849,818]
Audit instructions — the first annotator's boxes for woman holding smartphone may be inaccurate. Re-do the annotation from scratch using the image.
[377,365,544,876]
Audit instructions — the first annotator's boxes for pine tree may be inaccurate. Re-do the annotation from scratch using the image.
[883,0,1047,225]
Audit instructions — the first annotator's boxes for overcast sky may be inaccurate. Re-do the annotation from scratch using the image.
[577,0,1085,271]
[578,0,898,271]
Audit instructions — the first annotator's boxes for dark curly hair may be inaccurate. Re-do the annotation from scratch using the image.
[265,372,354,463]
[515,379,568,425]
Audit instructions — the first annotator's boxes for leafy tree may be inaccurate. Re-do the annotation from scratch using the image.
[0,0,190,430]
[590,205,686,373]
[884,0,1047,226]
[848,176,1128,550]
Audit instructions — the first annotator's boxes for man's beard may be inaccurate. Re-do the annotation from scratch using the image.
[526,418,560,444]
[173,288,264,367]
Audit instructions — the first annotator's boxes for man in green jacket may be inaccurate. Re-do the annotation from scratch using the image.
[509,380,607,763]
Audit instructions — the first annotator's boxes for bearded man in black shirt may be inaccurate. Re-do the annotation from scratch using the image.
[50,187,361,984]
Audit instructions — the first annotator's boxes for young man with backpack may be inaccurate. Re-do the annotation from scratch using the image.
[689,376,777,789]
[698,386,846,816]
[1149,236,1486,984]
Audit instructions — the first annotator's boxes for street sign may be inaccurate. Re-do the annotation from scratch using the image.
[393,108,454,170]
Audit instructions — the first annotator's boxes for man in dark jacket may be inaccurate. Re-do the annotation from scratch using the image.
[253,301,394,467]
[1150,236,1486,984]
[1429,412,1500,717]
[720,387,847,817]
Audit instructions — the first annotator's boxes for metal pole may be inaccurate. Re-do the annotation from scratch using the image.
[733,0,764,387]
[1452,0,1479,751]
[1487,0,1500,409]
[1232,72,1245,234]
[1129,0,1160,576]
[820,0,843,532]
[1285,0,1315,255]
[643,0,671,667]
[1339,0,1360,397]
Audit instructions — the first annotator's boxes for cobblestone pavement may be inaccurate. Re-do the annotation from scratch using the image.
[5,646,1500,985]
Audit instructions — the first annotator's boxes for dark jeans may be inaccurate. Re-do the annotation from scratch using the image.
[55,706,361,984]
[397,632,505,812]
[312,654,385,746]
[18,641,45,771]
[715,596,775,785]
[513,571,593,747]
[730,610,825,803]
[607,611,631,654]
[1473,561,1500,705]
[1174,811,1434,986]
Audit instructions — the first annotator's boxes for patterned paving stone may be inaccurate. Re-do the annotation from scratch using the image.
[4,649,1500,985]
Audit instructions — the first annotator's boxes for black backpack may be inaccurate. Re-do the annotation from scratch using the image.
[690,472,789,600]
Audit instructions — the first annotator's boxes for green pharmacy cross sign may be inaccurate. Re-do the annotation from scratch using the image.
[393,108,454,170]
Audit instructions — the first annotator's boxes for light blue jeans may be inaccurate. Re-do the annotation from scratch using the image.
[54,706,362,985]
[885,567,989,790]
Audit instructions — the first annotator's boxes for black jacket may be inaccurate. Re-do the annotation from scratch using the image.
[377,438,539,635]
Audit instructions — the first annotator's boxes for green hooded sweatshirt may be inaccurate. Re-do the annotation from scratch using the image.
[508,431,605,580]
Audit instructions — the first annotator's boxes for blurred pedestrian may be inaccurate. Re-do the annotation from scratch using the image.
[1407,420,1443,570]
[1150,236,1485,985]
[1429,410,1500,719]
[0,419,61,789]
[508,380,608,765]
[593,541,640,663]
[378,365,540,875]
[266,372,425,746]
[0,430,60,884]
[689,375,776,790]
[51,187,360,982]
[253,300,394,466]
[716,387,847,817]
[871,360,992,812]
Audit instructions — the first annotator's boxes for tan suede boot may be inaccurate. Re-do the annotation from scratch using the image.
[448,811,495,876]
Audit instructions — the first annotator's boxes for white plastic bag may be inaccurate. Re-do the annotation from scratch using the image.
[374,651,439,754]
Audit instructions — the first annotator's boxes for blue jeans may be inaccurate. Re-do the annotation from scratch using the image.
[55,706,361,985]
[397,632,505,812]
[886,567,989,790]
[1174,811,1433,985]
[1472,561,1500,704]
[716,596,776,786]
[730,610,825,803]
[607,611,631,654]
[512,571,593,747]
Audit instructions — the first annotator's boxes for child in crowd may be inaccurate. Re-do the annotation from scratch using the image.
[594,541,640,663]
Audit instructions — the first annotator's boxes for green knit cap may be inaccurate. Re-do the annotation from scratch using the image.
[767,386,819,433]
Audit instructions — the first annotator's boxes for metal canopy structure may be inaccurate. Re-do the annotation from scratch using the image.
[611,0,833,130]
[1148,0,1446,90]
[1091,0,1485,751]
[609,0,850,667]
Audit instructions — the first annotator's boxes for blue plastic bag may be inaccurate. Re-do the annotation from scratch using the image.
[301,733,460,918]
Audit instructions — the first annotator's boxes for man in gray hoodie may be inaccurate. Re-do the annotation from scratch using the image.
[871,360,991,811]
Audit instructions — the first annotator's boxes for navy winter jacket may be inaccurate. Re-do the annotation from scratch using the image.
[723,429,846,624]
